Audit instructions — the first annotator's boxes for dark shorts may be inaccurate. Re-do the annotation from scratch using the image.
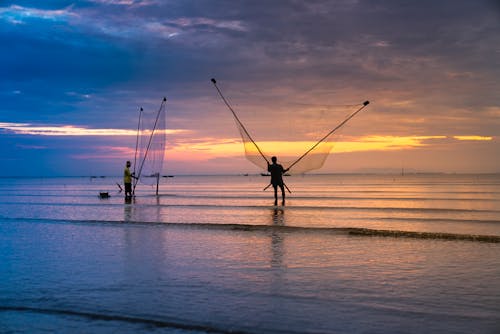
[272,181,284,188]
[125,183,132,193]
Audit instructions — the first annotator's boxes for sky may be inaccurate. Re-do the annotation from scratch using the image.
[1,0,499,176]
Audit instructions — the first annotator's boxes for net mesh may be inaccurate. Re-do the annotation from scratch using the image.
[135,100,166,185]
[232,103,365,174]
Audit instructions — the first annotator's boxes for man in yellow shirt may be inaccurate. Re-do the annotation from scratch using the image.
[124,161,134,198]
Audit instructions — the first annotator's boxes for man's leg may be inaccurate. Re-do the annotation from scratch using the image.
[125,183,131,198]
[273,185,278,205]
[280,184,285,204]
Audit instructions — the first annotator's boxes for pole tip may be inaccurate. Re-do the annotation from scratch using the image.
[363,101,370,106]
[210,78,216,84]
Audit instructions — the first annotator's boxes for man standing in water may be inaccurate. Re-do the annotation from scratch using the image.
[268,156,288,205]
[123,161,135,199]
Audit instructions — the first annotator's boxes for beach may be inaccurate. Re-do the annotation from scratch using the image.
[1,174,499,333]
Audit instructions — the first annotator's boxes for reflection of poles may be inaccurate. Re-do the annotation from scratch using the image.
[133,98,166,196]
[287,101,370,172]
[155,172,160,196]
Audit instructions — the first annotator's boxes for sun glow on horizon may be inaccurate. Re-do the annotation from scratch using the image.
[5,119,495,173]
[166,135,452,162]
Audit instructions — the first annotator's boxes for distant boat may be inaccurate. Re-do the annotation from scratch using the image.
[144,173,161,178]
[261,173,270,176]
[162,175,175,178]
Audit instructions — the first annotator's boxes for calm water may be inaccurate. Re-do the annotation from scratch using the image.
[1,174,499,333]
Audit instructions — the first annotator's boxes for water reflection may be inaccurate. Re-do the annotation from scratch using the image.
[123,196,161,223]
[270,208,285,269]
[270,207,286,311]
[123,196,167,280]
[123,197,134,222]
[272,208,285,226]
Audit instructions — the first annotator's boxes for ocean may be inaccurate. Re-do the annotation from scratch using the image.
[1,174,499,333]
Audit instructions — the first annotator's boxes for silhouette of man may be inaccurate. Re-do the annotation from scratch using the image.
[267,156,288,205]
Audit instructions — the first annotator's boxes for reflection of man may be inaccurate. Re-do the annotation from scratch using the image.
[267,156,289,205]
[124,161,135,198]
[272,208,285,225]
[270,208,284,270]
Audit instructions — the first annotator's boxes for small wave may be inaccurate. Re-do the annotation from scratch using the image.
[4,217,500,243]
[0,306,251,334]
[1,201,499,215]
[372,216,500,225]
[347,228,500,243]
[2,192,500,201]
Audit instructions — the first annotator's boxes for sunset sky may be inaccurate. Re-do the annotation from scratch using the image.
[1,0,499,176]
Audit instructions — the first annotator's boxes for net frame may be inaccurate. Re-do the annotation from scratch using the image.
[211,78,369,175]
[133,98,167,194]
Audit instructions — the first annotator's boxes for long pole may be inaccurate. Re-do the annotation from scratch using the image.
[211,78,269,165]
[133,97,167,195]
[132,107,143,195]
[286,101,369,172]
[263,182,292,194]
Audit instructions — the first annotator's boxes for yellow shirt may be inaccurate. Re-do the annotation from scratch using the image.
[124,167,132,184]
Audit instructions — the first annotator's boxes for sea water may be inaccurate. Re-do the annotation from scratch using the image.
[0,174,499,333]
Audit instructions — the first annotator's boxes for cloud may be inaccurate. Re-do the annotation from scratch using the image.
[0,3,247,43]
[0,122,188,136]
[453,136,493,141]
[71,145,136,159]
[88,0,158,6]
[16,144,47,150]
[66,91,92,99]
[168,17,247,32]
[0,122,136,136]
[0,5,76,24]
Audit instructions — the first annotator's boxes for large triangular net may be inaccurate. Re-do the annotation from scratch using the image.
[233,104,366,174]
[134,99,167,185]
[212,79,367,174]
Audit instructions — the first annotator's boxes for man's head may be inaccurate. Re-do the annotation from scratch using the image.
[126,161,131,167]
[271,156,277,163]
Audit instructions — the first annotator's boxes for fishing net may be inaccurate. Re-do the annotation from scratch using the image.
[134,99,167,185]
[212,79,368,174]
[235,104,366,174]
